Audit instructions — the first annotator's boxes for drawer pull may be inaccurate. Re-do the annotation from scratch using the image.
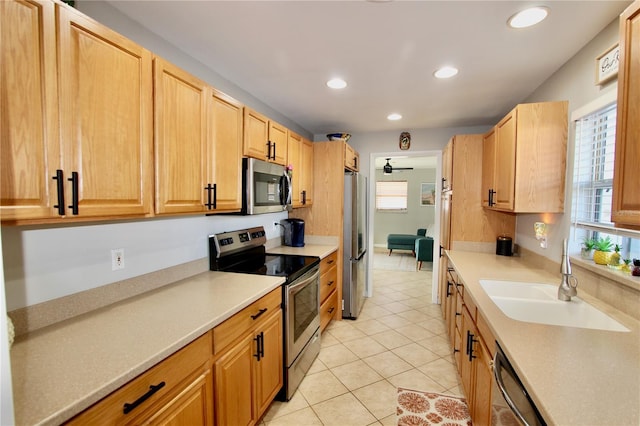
[327,280,334,286]
[123,381,165,414]
[328,307,335,314]
[251,308,268,320]
[327,260,334,265]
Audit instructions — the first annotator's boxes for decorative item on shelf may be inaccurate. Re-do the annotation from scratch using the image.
[581,237,596,259]
[399,131,411,150]
[607,244,622,269]
[534,222,547,248]
[592,236,613,265]
[622,259,632,274]
[595,43,620,85]
[326,133,351,142]
[632,259,640,277]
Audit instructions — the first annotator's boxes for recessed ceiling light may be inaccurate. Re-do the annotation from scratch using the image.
[434,66,459,79]
[387,113,402,121]
[327,78,347,89]
[508,6,549,29]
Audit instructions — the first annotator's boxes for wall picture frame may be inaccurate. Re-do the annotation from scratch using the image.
[420,183,436,206]
[596,43,619,85]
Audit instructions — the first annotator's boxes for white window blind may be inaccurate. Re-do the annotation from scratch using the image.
[376,181,407,210]
[572,102,617,228]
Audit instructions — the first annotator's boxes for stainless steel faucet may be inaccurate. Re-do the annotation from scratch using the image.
[558,239,578,301]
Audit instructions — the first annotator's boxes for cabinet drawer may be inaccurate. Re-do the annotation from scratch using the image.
[320,290,338,332]
[213,287,282,354]
[476,311,496,358]
[464,293,477,322]
[319,266,337,303]
[67,332,212,424]
[320,251,338,273]
[455,293,463,332]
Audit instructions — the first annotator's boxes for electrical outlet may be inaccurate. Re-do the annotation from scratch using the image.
[111,248,125,271]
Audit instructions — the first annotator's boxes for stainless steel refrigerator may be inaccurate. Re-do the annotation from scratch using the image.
[342,171,368,319]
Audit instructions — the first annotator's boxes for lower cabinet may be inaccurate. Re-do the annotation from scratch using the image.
[319,250,339,332]
[66,289,284,426]
[213,288,283,426]
[66,332,214,425]
[446,263,495,425]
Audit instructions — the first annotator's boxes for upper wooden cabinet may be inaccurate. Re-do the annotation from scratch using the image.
[244,108,288,166]
[288,133,313,208]
[482,101,568,213]
[0,0,59,221]
[344,143,359,172]
[154,57,209,215]
[154,59,244,215]
[1,0,154,222]
[612,0,640,229]
[209,89,244,212]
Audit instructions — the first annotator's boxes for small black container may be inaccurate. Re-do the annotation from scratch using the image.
[282,218,305,247]
[496,236,513,256]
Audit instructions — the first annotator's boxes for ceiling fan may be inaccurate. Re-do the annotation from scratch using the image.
[383,158,413,175]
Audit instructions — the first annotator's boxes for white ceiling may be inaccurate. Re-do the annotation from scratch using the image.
[105,0,630,135]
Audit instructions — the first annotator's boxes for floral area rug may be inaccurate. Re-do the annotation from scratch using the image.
[397,388,472,426]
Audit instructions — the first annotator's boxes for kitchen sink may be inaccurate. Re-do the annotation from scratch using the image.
[479,280,630,332]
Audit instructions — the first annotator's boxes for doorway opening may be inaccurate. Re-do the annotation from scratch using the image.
[368,151,442,304]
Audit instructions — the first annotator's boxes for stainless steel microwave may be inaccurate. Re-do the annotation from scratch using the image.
[243,158,292,214]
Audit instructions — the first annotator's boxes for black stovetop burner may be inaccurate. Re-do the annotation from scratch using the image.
[209,226,320,284]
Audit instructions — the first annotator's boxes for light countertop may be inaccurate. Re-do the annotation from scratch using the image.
[9,242,339,425]
[10,271,285,426]
[446,250,640,425]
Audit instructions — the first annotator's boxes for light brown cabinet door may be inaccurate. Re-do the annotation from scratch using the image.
[209,90,243,212]
[493,111,516,211]
[288,132,303,207]
[269,121,288,166]
[58,5,153,218]
[254,310,284,417]
[145,369,214,426]
[612,0,640,228]
[244,108,270,161]
[471,339,493,426]
[153,57,208,215]
[301,139,314,206]
[0,0,60,221]
[481,128,496,208]
[214,334,256,426]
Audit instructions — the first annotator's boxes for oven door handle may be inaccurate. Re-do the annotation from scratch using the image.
[288,269,320,295]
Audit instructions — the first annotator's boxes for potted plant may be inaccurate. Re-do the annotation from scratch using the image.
[580,237,596,259]
[592,236,613,265]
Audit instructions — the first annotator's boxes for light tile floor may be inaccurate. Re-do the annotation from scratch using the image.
[260,250,463,426]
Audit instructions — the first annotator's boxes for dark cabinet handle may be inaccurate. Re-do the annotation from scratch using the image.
[251,308,268,320]
[52,169,65,216]
[212,183,217,209]
[353,156,357,169]
[67,171,79,215]
[266,141,272,160]
[327,280,334,286]
[468,334,478,362]
[123,382,165,414]
[327,259,334,265]
[302,190,306,205]
[204,183,217,210]
[439,245,443,258]
[253,332,263,361]
[328,307,335,314]
[488,189,496,206]
[446,281,453,297]
[272,142,276,160]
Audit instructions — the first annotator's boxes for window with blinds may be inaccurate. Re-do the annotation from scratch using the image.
[572,102,617,227]
[571,101,640,259]
[376,181,408,211]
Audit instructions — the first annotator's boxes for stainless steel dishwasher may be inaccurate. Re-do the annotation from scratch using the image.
[492,343,546,426]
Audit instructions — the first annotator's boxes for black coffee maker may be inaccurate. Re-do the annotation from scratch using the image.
[282,218,305,247]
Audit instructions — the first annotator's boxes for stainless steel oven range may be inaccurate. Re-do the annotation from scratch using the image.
[209,226,321,401]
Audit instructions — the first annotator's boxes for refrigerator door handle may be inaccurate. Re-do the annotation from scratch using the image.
[353,250,367,262]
